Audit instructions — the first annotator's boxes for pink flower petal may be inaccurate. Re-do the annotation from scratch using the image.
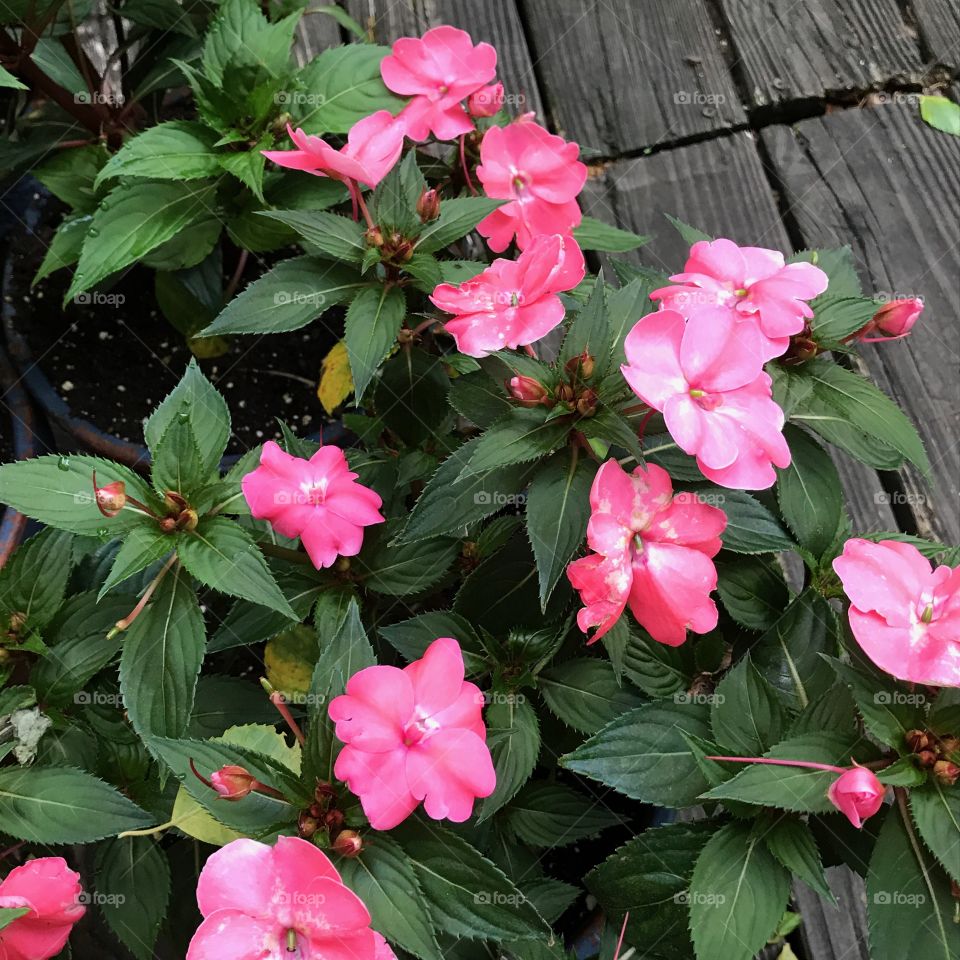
[403,637,465,718]
[334,746,419,830]
[406,728,496,821]
[196,839,276,919]
[621,310,688,409]
[329,665,414,751]
[186,910,278,960]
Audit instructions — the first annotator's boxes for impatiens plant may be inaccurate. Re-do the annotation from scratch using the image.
[0,22,958,960]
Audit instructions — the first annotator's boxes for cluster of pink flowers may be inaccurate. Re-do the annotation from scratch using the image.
[0,858,85,960]
[567,460,726,646]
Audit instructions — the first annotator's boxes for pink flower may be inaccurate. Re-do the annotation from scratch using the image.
[827,766,886,828]
[860,298,923,341]
[833,538,960,687]
[187,836,383,960]
[262,112,405,188]
[210,765,259,801]
[475,120,586,251]
[651,239,829,359]
[0,858,85,960]
[328,637,496,829]
[430,233,585,357]
[507,375,550,407]
[621,308,791,489]
[566,460,726,646]
[468,83,505,117]
[242,441,385,570]
[381,26,497,141]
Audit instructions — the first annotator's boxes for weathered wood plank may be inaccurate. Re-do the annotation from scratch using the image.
[793,866,870,960]
[519,0,746,155]
[294,9,342,65]
[762,106,960,543]
[911,0,960,70]
[344,0,544,118]
[716,0,935,110]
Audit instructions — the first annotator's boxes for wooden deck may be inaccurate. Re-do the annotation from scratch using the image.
[326,3,960,959]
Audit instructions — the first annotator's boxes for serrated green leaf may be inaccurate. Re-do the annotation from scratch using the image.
[262,209,368,262]
[477,696,540,820]
[345,285,406,402]
[909,780,960,884]
[506,781,622,847]
[711,655,785,755]
[713,489,796,554]
[540,658,644,734]
[415,197,504,254]
[456,408,569,481]
[717,556,790,631]
[96,121,220,186]
[763,817,835,901]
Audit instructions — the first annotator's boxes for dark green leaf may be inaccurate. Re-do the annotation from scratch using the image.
[477,696,540,820]
[506,782,622,847]
[711,655,785,755]
[416,197,504,254]
[95,121,220,185]
[717,556,790,631]
[573,216,649,252]
[763,817,834,901]
[345,285,406,402]
[713,489,796,554]
[540,659,644,735]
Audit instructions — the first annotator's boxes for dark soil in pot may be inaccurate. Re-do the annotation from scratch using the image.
[3,195,341,458]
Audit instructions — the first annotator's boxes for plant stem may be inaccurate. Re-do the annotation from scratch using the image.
[706,755,847,774]
[107,554,177,638]
[224,249,249,302]
[352,181,376,230]
[267,689,307,745]
[260,542,311,565]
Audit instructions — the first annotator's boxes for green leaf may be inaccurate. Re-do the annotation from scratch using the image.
[31,592,131,706]
[586,821,713,960]
[310,599,376,700]
[457,408,569,480]
[0,64,26,89]
[202,0,299,84]
[0,767,151,842]
[526,450,595,611]
[375,347,450,447]
[619,626,695,699]
[920,95,960,137]
[34,213,91,283]
[120,567,205,740]
[665,215,711,245]
[540,658,644,735]
[909,781,960,883]
[711,655,785,755]
[801,360,929,473]
[717,556,790,631]
[30,38,86,96]
[339,836,442,960]
[68,181,218,300]
[607,274,661,365]
[415,197,504,254]
[371,152,425,234]
[763,817,834,901]
[750,589,838,710]
[0,907,30,930]
[689,821,791,960]
[218,141,268,201]
[379,611,488,675]
[577,408,644,465]
[0,455,159,536]
[294,44,403,133]
[99,526,175,598]
[357,525,458,597]
[345,285,406,402]
[203,257,365,335]
[559,276,610,379]
[791,246,861,298]
[506,782,622,847]
[401,437,537,542]
[0,527,73,628]
[477,696,540,820]
[393,820,551,941]
[34,144,107,210]
[561,701,712,807]
[178,517,296,617]
[777,426,844,558]
[809,296,878,343]
[867,804,959,960]
[827,658,926,748]
[573,216,648,252]
[703,731,874,812]
[96,121,220,186]
[95,837,171,960]
[261,209,369,262]
[712,489,796,554]
[447,371,513,429]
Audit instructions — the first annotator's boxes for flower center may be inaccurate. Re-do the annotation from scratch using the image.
[286,929,300,954]
[438,83,449,95]
[300,478,329,505]
[403,713,440,747]
[920,602,934,624]
[510,170,530,195]
[510,292,520,307]
[689,388,722,411]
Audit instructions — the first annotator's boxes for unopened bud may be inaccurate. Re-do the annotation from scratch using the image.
[416,188,441,222]
[298,812,320,838]
[177,508,199,531]
[938,736,958,757]
[556,383,575,404]
[906,729,936,753]
[7,611,27,634]
[332,829,363,858]
[365,227,384,248]
[324,809,344,831]
[468,83,505,118]
[917,749,938,769]
[397,327,415,344]
[576,388,598,417]
[159,517,177,534]
[867,298,923,339]
[93,471,126,517]
[335,557,351,573]
[788,336,819,363]
[933,760,960,786]
[210,765,259,801]
[507,375,549,407]
[564,351,594,380]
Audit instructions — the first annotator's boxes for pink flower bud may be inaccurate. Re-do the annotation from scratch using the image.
[468,82,505,118]
[210,765,259,801]
[416,188,441,222]
[332,829,363,858]
[507,375,549,407]
[92,471,126,517]
[827,765,886,828]
[873,298,923,337]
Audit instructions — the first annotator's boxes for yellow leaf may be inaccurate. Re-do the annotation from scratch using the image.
[264,625,317,703]
[318,340,354,415]
[777,946,799,960]
[170,788,244,847]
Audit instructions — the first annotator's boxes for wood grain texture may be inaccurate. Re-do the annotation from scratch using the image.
[762,107,960,543]
[717,0,933,109]
[519,0,745,155]
[793,867,871,960]
[911,0,960,69]
[294,9,342,65]
[344,0,544,117]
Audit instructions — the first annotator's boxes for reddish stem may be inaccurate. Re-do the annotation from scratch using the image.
[637,409,656,446]
[107,554,177,638]
[269,691,307,746]
[459,135,478,195]
[351,181,376,231]
[706,755,847,774]
[523,343,538,359]
[613,912,630,960]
